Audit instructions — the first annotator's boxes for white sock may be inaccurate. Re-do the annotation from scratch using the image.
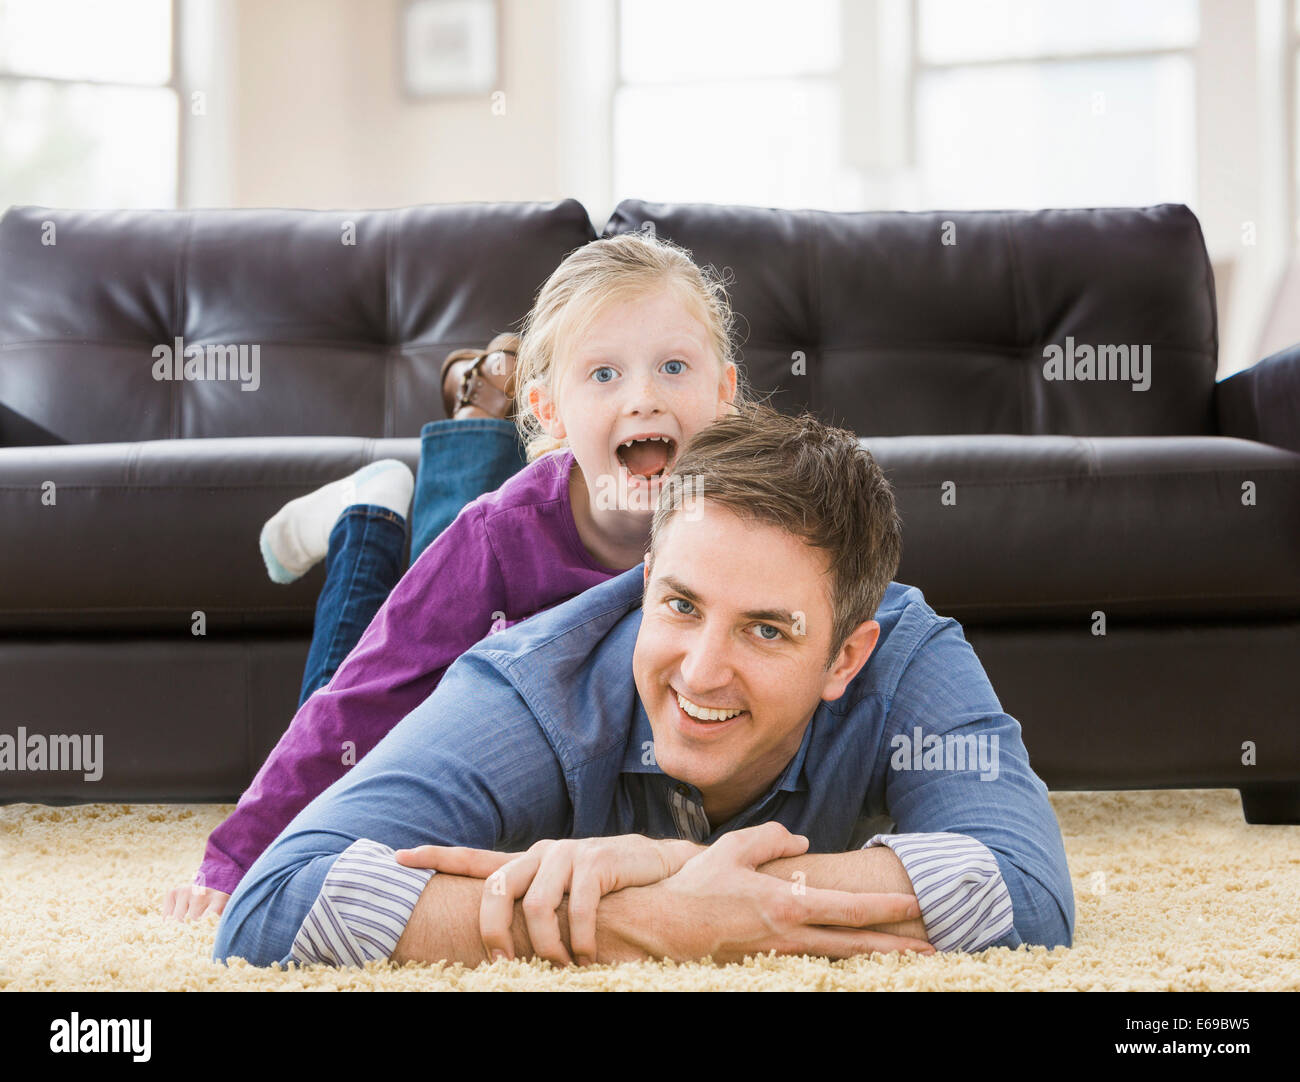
[259,459,414,583]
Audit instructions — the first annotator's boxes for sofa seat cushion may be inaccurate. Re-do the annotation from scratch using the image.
[0,434,1296,632]
[871,434,1300,623]
[0,437,420,631]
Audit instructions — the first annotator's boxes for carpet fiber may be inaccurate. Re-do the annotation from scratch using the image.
[1,788,1296,991]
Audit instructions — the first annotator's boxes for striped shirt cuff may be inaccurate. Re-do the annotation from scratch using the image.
[863,831,1015,953]
[290,838,434,967]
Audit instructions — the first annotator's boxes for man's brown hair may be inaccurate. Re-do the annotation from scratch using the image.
[649,403,903,666]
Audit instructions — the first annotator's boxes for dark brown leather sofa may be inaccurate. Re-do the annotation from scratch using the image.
[1,198,1297,822]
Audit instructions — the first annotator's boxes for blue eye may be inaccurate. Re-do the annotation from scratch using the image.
[754,624,782,641]
[662,359,686,375]
[592,366,616,383]
[668,598,695,616]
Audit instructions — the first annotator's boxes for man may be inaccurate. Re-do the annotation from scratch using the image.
[213,407,1074,968]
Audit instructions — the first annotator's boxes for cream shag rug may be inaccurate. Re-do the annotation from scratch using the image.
[1,788,1296,991]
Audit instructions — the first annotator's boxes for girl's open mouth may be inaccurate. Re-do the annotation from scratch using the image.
[615,435,676,479]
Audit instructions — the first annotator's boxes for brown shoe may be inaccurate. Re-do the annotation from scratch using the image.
[440,333,520,420]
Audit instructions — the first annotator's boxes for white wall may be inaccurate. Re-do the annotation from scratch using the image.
[194,0,572,212]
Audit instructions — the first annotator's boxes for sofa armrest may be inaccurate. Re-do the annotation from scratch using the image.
[1216,343,1300,454]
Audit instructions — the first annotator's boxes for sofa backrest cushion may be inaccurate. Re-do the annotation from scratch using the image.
[0,201,596,445]
[604,201,1219,437]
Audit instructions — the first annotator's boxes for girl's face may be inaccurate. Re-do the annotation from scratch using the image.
[531,284,737,512]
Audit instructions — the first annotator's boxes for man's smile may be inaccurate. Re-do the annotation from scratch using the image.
[671,688,748,738]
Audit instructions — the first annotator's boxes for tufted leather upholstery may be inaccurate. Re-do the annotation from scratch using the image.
[0,200,596,445]
[604,201,1220,437]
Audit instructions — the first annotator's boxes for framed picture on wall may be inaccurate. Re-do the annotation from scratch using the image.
[401,0,500,98]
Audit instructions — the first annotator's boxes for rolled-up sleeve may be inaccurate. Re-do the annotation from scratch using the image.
[863,831,1015,952]
[290,839,435,966]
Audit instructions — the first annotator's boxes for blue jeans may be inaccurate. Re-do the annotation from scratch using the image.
[297,418,527,706]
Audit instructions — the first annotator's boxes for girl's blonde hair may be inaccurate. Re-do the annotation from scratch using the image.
[514,230,748,461]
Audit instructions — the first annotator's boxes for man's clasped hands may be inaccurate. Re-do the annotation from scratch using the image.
[393,821,935,967]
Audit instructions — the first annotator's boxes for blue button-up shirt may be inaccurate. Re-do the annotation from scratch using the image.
[213,567,1075,967]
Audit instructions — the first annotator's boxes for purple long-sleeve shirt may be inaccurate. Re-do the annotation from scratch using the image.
[199,449,620,896]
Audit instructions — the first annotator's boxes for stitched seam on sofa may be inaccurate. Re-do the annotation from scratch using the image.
[2,470,1289,491]
[383,346,395,438]
[1000,212,1034,433]
[926,591,1300,608]
[7,590,1296,614]
[806,209,822,417]
[0,337,460,352]
[400,341,499,354]
[0,482,427,490]
[812,342,1045,356]
[1001,213,1029,348]
[168,217,182,439]
[124,441,142,486]
[751,340,1217,359]
[1083,437,1100,479]
[884,468,1300,487]
[0,605,317,613]
[0,336,1221,358]
[174,213,195,439]
[1,468,1292,494]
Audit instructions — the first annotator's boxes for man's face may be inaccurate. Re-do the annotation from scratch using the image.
[633,501,879,824]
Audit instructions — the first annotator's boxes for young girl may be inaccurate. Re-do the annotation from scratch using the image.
[163,231,745,918]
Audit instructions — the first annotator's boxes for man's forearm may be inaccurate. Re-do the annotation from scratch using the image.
[756,846,925,939]
[389,846,926,966]
[657,841,926,939]
[393,873,519,965]
[391,871,622,966]
[595,844,927,961]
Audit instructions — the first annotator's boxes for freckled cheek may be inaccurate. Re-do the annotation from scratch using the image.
[660,377,711,407]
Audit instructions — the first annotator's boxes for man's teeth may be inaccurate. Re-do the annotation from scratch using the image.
[676,691,743,722]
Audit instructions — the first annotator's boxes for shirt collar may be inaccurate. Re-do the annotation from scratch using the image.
[621,694,813,795]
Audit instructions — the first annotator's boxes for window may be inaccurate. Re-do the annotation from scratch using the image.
[613,0,860,209]
[607,0,1200,214]
[911,0,1198,210]
[0,0,179,210]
